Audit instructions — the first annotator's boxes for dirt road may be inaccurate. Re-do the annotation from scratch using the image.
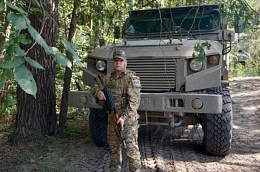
[137,77,260,172]
[0,77,259,172]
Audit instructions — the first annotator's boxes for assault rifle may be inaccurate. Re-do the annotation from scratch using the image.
[95,74,126,147]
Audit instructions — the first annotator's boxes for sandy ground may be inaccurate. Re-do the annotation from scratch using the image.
[0,77,259,172]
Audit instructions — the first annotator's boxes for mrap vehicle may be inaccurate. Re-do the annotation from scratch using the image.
[69,4,239,156]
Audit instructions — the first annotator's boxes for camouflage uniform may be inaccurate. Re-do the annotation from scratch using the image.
[91,69,141,172]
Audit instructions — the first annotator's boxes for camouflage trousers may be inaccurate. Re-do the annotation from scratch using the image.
[107,114,141,172]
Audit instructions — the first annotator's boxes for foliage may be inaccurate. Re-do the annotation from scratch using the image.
[0,1,81,119]
[228,0,260,77]
[219,0,259,29]
[0,1,80,99]
[240,28,260,62]
[230,55,259,77]
[229,35,260,77]
[234,62,259,77]
[0,95,14,115]
[64,122,80,136]
[36,139,45,148]
[13,156,28,165]
[192,42,211,62]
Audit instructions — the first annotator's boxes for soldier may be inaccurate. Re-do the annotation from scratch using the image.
[91,49,142,172]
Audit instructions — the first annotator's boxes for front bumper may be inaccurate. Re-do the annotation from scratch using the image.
[68,91,222,114]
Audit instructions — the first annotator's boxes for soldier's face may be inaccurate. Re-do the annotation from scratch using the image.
[113,58,127,74]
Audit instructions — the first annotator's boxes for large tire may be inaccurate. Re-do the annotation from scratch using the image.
[89,108,108,147]
[201,87,233,156]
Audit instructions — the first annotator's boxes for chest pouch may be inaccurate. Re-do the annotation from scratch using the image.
[121,94,128,109]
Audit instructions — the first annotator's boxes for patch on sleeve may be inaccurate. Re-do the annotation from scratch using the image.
[132,75,141,87]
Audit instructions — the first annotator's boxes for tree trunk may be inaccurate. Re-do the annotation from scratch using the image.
[59,0,81,134]
[89,0,93,40]
[9,0,58,145]
[0,0,10,113]
[93,0,102,48]
[0,0,9,55]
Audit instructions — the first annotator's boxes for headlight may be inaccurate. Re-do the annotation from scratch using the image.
[96,60,106,72]
[189,59,203,71]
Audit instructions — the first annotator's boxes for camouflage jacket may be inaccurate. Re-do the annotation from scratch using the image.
[91,70,141,121]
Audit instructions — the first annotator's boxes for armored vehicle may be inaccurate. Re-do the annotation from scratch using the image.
[69,4,237,156]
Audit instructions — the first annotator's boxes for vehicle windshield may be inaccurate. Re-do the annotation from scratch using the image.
[125,7,220,35]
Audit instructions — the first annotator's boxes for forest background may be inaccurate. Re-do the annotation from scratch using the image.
[0,0,259,161]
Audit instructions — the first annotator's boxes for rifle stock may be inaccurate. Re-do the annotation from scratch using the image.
[95,74,126,147]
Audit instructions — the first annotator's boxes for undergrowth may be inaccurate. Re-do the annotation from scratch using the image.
[230,60,260,78]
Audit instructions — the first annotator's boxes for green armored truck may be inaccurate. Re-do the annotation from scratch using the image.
[69,4,238,156]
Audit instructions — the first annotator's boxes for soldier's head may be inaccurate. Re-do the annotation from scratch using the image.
[113,49,127,74]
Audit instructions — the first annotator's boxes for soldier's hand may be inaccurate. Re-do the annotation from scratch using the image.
[97,91,106,101]
[117,117,124,131]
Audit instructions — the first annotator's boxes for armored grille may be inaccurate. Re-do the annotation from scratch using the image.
[127,57,176,92]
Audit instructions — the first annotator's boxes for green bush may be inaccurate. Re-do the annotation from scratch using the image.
[230,59,260,77]
[64,122,80,136]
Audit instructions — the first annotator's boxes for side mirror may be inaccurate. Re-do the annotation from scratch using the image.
[234,19,244,33]
[114,26,120,39]
[223,30,235,41]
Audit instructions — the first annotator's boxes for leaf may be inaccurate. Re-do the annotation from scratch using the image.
[5,96,14,106]
[201,42,208,47]
[53,52,72,69]
[51,47,74,68]
[62,40,81,64]
[5,44,16,55]
[198,48,205,62]
[6,69,13,80]
[31,0,40,7]
[0,74,6,92]
[24,57,44,69]
[7,13,28,30]
[192,52,196,59]
[199,47,205,57]
[1,96,15,113]
[201,42,211,50]
[51,47,59,55]
[206,44,211,50]
[194,46,199,51]
[14,64,37,98]
[0,58,25,69]
[16,34,31,44]
[0,2,4,11]
[63,40,79,52]
[14,47,25,56]
[27,25,52,55]
[6,1,27,15]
